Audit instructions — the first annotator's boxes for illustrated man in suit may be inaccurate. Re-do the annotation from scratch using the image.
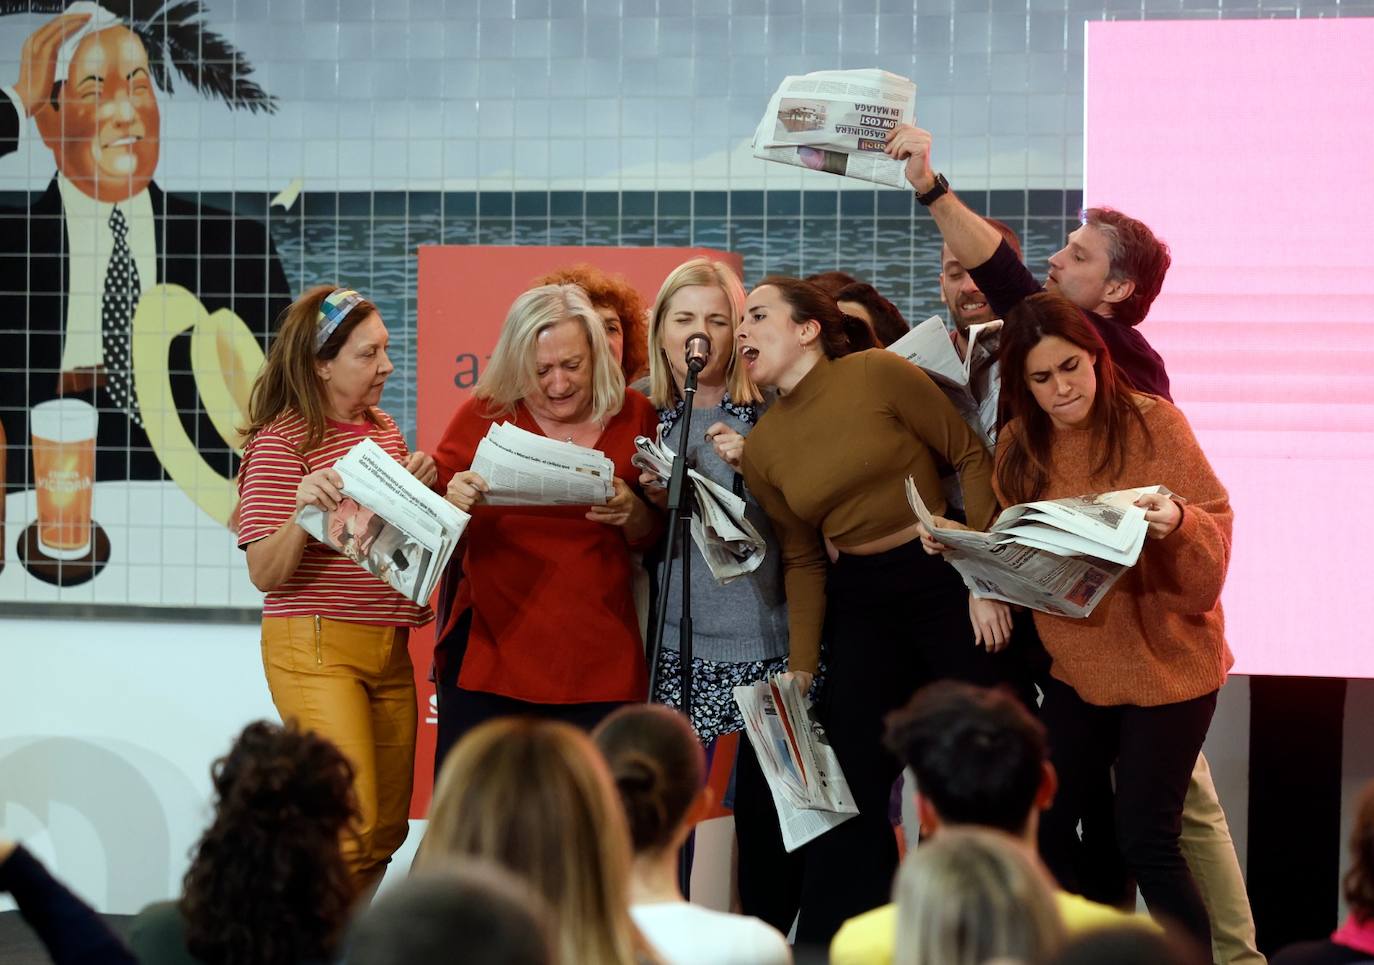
[0,2,291,499]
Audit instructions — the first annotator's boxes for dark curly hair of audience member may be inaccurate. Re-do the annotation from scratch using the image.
[1046,924,1208,965]
[756,275,879,358]
[535,264,649,381]
[594,704,704,855]
[179,721,358,965]
[835,281,910,347]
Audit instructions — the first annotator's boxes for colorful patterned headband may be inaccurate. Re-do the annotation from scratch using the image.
[315,289,364,352]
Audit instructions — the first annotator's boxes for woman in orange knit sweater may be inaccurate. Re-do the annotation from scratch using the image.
[926,291,1233,949]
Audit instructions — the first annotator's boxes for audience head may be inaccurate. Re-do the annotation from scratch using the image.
[1045,924,1208,965]
[940,217,1023,338]
[996,291,1147,504]
[1345,779,1374,921]
[646,257,761,408]
[180,720,358,965]
[417,718,641,965]
[244,284,386,452]
[477,284,625,426]
[804,270,860,296]
[594,704,706,857]
[835,282,910,347]
[740,277,878,391]
[534,264,648,381]
[885,682,1052,839]
[893,828,1066,965]
[344,864,555,965]
[1047,208,1171,329]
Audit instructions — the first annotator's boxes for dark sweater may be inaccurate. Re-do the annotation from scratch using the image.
[0,845,136,965]
[969,239,1173,402]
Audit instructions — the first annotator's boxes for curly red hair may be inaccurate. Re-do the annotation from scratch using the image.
[534,264,648,381]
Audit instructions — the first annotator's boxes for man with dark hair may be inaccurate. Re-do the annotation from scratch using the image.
[831,682,1150,965]
[834,281,910,347]
[885,124,1170,401]
[344,867,553,965]
[884,124,1262,965]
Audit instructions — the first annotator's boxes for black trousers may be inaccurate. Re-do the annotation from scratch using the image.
[433,680,629,779]
[1037,673,1217,949]
[787,541,1034,948]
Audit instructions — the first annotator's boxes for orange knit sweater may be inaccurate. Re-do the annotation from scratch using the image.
[993,397,1234,707]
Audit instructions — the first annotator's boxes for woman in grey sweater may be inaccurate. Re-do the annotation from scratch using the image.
[636,257,801,933]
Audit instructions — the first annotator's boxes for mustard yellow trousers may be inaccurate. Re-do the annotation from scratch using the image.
[261,615,416,894]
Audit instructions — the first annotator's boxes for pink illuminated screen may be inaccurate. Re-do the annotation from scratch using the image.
[1085,20,1374,678]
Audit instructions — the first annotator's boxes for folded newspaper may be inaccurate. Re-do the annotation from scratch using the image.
[472,422,615,506]
[752,69,917,187]
[906,478,1176,618]
[631,433,766,584]
[734,677,858,852]
[296,438,470,604]
[889,316,1002,447]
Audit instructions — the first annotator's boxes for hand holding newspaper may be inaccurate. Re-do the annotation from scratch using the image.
[631,433,766,584]
[471,422,615,506]
[888,316,1002,447]
[296,438,470,604]
[906,478,1176,618]
[734,676,858,852]
[752,69,917,187]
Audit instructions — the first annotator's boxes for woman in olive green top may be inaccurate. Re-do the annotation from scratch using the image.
[737,276,1027,946]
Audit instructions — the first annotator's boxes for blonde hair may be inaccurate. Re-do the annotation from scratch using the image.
[646,258,762,409]
[893,828,1066,965]
[475,284,626,424]
[416,719,647,965]
[241,284,380,457]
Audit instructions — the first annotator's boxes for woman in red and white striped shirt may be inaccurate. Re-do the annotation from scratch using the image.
[237,285,436,896]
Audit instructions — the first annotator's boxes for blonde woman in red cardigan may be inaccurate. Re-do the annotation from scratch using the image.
[922,291,1234,950]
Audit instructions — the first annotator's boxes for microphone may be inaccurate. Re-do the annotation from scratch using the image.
[684,333,712,373]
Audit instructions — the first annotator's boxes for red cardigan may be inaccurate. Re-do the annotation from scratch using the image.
[431,390,659,704]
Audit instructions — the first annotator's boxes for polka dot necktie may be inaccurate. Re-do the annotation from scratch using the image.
[102,206,142,427]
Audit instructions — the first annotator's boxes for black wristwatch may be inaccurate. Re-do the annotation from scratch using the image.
[915,172,949,206]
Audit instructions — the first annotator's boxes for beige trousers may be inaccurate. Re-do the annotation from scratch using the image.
[1182,753,1266,965]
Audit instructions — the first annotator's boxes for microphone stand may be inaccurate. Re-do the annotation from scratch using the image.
[646,354,704,898]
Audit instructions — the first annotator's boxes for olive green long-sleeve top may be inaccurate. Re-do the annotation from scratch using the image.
[742,350,996,673]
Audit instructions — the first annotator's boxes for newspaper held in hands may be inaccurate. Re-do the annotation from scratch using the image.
[888,316,1002,447]
[296,438,470,604]
[631,432,766,585]
[906,478,1177,618]
[471,422,615,506]
[752,69,917,188]
[733,676,859,852]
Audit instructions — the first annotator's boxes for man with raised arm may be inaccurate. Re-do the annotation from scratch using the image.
[884,123,1264,965]
[886,124,1171,401]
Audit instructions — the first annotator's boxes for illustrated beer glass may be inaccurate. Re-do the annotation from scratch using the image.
[30,398,98,558]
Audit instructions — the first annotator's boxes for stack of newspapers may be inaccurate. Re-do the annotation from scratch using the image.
[296,438,470,604]
[734,677,858,851]
[907,479,1175,618]
[752,68,917,187]
[889,316,1003,448]
[631,433,766,584]
[472,422,616,506]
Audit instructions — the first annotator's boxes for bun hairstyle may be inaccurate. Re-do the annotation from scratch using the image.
[594,705,705,855]
[755,275,878,358]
